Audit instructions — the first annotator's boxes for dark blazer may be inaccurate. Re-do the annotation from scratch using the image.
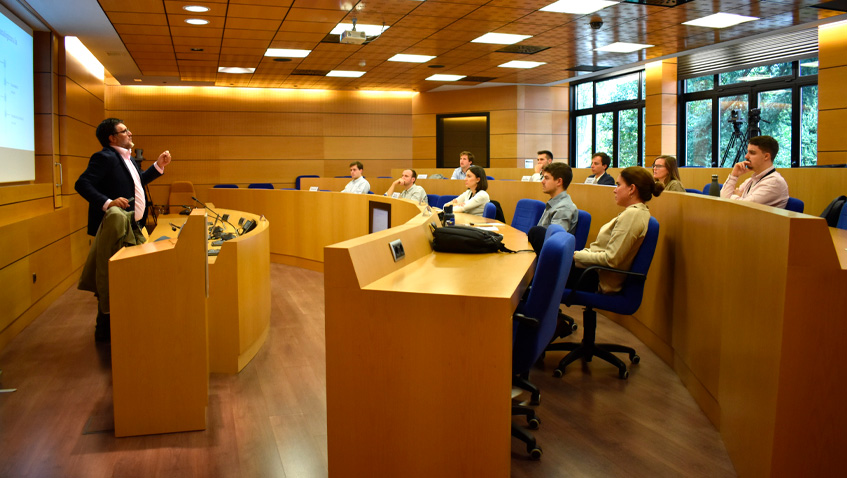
[595,172,615,186]
[75,147,162,236]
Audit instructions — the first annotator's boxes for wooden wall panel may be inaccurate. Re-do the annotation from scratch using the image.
[817,22,847,165]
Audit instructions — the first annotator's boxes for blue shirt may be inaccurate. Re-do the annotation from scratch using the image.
[538,191,578,234]
[451,167,467,180]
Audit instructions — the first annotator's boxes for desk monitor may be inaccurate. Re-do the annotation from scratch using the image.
[369,201,391,234]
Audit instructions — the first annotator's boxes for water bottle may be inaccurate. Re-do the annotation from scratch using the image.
[708,174,720,197]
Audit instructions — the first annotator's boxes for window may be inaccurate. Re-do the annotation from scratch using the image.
[570,71,645,168]
[679,58,817,167]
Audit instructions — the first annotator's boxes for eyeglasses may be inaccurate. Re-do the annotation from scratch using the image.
[652,164,665,169]
[114,128,131,135]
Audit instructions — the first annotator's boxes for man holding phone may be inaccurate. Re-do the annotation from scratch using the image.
[721,135,789,208]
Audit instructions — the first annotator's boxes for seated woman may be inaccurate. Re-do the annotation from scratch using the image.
[571,166,663,294]
[448,165,490,215]
[651,155,685,192]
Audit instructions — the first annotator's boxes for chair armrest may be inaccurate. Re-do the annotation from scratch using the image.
[563,265,646,304]
[513,313,539,329]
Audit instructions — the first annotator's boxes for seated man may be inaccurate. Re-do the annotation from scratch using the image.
[721,135,789,208]
[451,151,473,180]
[585,152,614,185]
[385,169,428,204]
[529,150,553,182]
[527,162,579,253]
[341,161,370,194]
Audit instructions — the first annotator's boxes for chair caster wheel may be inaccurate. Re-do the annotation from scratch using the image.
[528,417,540,430]
[529,446,542,460]
[571,323,578,331]
[530,391,540,406]
[630,354,640,364]
[619,369,629,379]
[552,369,563,378]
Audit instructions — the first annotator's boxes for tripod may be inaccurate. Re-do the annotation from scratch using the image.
[720,120,762,168]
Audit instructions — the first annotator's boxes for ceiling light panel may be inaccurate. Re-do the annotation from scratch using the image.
[184,18,209,25]
[426,74,466,81]
[595,42,653,53]
[540,0,619,15]
[471,33,532,45]
[388,54,436,63]
[683,13,759,29]
[499,61,546,69]
[265,48,311,58]
[183,6,210,13]
[218,67,256,74]
[327,70,366,77]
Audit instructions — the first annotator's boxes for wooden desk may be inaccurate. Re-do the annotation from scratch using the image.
[152,207,271,374]
[109,210,209,437]
[324,213,536,477]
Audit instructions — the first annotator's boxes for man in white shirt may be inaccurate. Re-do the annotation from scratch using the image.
[530,150,553,182]
[341,161,371,194]
[721,135,789,208]
[585,152,614,185]
[385,169,428,204]
[451,151,474,180]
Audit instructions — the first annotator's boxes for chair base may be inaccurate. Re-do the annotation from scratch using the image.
[511,405,542,459]
[547,308,639,379]
[513,374,540,405]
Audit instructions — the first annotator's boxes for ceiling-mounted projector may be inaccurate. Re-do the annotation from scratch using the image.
[340,29,367,44]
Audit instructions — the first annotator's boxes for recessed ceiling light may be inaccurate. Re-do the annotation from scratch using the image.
[428,64,445,68]
[388,54,436,63]
[595,42,653,53]
[426,74,466,81]
[217,67,255,74]
[183,5,210,13]
[330,23,389,36]
[327,70,366,78]
[498,60,546,69]
[185,18,209,25]
[540,0,619,15]
[133,78,142,82]
[683,12,758,29]
[471,33,532,45]
[265,48,311,58]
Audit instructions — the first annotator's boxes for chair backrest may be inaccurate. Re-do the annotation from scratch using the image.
[616,216,661,313]
[513,231,575,374]
[427,194,440,207]
[573,209,592,250]
[213,184,238,189]
[838,204,847,230]
[295,175,318,190]
[335,176,352,178]
[436,195,457,208]
[511,199,546,234]
[482,202,497,219]
[248,183,274,189]
[486,176,494,180]
[703,183,723,194]
[685,188,703,194]
[785,197,804,213]
[168,181,196,214]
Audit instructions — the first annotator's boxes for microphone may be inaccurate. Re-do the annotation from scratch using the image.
[191,196,240,236]
[169,222,183,232]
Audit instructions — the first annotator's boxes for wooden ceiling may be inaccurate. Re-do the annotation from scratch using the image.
[96,0,845,91]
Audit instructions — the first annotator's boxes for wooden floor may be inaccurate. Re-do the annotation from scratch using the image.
[0,263,736,478]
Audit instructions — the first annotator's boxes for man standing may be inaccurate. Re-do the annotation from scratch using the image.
[527,162,579,253]
[451,151,474,180]
[385,169,428,204]
[585,152,614,185]
[75,118,172,342]
[341,161,370,194]
[530,150,553,181]
[721,135,789,208]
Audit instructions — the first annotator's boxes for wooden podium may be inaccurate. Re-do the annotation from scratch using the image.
[108,209,209,437]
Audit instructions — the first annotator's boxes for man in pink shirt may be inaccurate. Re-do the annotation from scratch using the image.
[721,135,789,208]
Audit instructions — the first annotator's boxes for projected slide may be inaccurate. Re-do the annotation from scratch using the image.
[0,6,35,183]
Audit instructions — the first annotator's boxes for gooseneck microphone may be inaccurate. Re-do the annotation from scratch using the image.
[191,196,241,236]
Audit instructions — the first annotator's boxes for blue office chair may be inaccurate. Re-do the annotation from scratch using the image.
[482,202,497,219]
[367,190,374,195]
[785,197,804,213]
[487,175,495,180]
[427,194,440,208]
[377,176,392,178]
[511,229,575,459]
[436,195,457,209]
[685,188,702,194]
[511,199,546,234]
[703,183,723,195]
[573,209,592,251]
[335,175,352,178]
[213,184,238,189]
[838,205,847,230]
[295,175,318,190]
[547,217,660,380]
[248,183,274,189]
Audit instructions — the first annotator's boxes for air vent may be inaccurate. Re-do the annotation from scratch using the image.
[812,0,847,12]
[567,65,612,72]
[292,69,329,76]
[462,76,496,83]
[495,45,550,55]
[619,0,696,6]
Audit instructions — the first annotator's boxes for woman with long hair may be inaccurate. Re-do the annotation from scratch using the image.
[651,155,685,192]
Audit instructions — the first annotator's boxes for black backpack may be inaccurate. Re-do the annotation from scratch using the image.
[820,195,846,227]
[431,225,514,253]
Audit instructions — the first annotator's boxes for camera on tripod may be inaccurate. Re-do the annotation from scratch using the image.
[728,109,744,125]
